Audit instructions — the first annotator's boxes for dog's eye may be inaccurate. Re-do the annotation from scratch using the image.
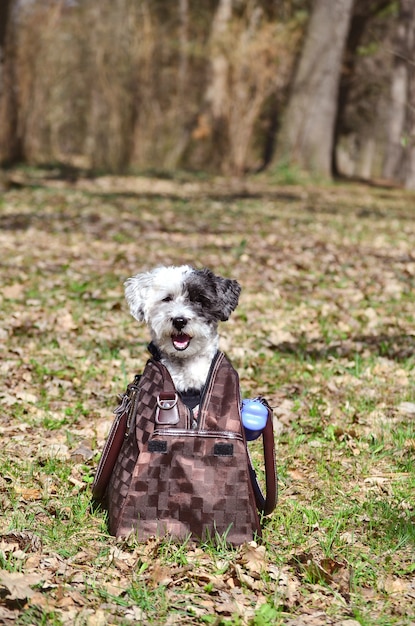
[190,292,209,306]
[162,295,173,303]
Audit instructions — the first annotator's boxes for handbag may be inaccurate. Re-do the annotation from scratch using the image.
[92,352,277,544]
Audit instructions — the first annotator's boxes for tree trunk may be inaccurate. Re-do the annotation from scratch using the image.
[205,0,232,120]
[333,0,391,176]
[274,0,354,178]
[382,0,415,188]
[404,52,415,189]
[188,0,233,172]
[0,0,17,164]
[0,0,12,51]
[164,0,190,168]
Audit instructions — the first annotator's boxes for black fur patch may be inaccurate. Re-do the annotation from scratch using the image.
[184,269,241,322]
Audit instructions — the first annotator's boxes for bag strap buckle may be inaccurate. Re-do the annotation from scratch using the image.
[157,392,178,410]
[155,393,180,425]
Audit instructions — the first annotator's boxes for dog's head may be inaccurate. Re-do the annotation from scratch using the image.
[124,265,241,359]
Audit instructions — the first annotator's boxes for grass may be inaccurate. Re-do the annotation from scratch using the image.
[1,172,415,623]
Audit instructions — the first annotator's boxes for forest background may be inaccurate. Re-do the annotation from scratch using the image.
[0,0,414,187]
[1,1,415,624]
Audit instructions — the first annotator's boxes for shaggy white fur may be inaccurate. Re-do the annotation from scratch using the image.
[124,265,241,392]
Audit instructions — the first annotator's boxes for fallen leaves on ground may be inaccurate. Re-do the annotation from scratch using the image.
[1,173,415,624]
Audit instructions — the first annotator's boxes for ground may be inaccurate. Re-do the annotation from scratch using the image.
[0,170,414,625]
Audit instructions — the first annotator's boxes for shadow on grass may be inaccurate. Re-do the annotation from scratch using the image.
[269,333,415,363]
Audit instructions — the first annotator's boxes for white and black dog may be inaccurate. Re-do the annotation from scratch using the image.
[124,266,241,404]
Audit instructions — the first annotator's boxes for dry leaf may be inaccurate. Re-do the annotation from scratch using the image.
[0,569,43,601]
[0,606,20,621]
[70,443,94,462]
[379,576,409,594]
[39,443,70,461]
[150,565,173,587]
[123,606,147,621]
[14,486,42,501]
[3,284,25,300]
[0,531,42,553]
[54,310,77,332]
[15,390,38,404]
[398,402,415,416]
[288,469,307,480]
[85,609,108,626]
[109,546,137,570]
[28,591,53,608]
[239,542,267,577]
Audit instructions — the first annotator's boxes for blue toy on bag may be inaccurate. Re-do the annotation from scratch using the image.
[241,398,269,441]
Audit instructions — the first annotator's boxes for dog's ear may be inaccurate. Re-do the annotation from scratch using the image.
[209,271,241,321]
[124,271,154,322]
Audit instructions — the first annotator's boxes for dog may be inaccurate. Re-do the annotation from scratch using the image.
[124,265,241,407]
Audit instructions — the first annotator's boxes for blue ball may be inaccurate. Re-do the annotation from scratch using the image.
[241,399,268,441]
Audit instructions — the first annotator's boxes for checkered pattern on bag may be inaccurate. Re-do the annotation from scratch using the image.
[198,352,243,434]
[116,434,259,543]
[108,353,261,544]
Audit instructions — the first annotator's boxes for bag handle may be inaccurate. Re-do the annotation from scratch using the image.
[92,360,174,502]
[249,408,278,515]
[92,375,141,501]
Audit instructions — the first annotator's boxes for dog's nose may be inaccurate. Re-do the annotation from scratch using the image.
[172,317,188,331]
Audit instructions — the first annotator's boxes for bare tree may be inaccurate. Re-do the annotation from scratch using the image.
[333,0,392,176]
[164,0,191,168]
[274,0,355,178]
[189,0,233,171]
[404,45,415,189]
[205,0,233,124]
[0,0,12,52]
[382,0,415,188]
[192,0,286,174]
[0,0,17,164]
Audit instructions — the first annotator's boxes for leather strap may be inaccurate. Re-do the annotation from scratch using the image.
[262,412,278,514]
[155,391,180,425]
[248,409,278,515]
[92,375,141,501]
[153,362,176,394]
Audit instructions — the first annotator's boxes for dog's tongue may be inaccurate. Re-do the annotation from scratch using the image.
[172,333,191,351]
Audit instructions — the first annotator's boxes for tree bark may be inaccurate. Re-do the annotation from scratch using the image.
[333,0,391,176]
[0,0,12,51]
[188,0,233,172]
[0,0,19,164]
[164,0,190,168]
[274,0,354,178]
[382,0,415,188]
[205,0,232,120]
[404,52,415,189]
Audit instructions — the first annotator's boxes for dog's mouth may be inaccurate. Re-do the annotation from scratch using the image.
[171,333,192,351]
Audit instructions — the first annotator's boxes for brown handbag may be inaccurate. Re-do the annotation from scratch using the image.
[92,352,277,545]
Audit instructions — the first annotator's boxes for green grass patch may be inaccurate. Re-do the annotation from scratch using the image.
[1,175,415,623]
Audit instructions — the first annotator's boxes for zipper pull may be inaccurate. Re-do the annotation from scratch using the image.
[191,405,200,429]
